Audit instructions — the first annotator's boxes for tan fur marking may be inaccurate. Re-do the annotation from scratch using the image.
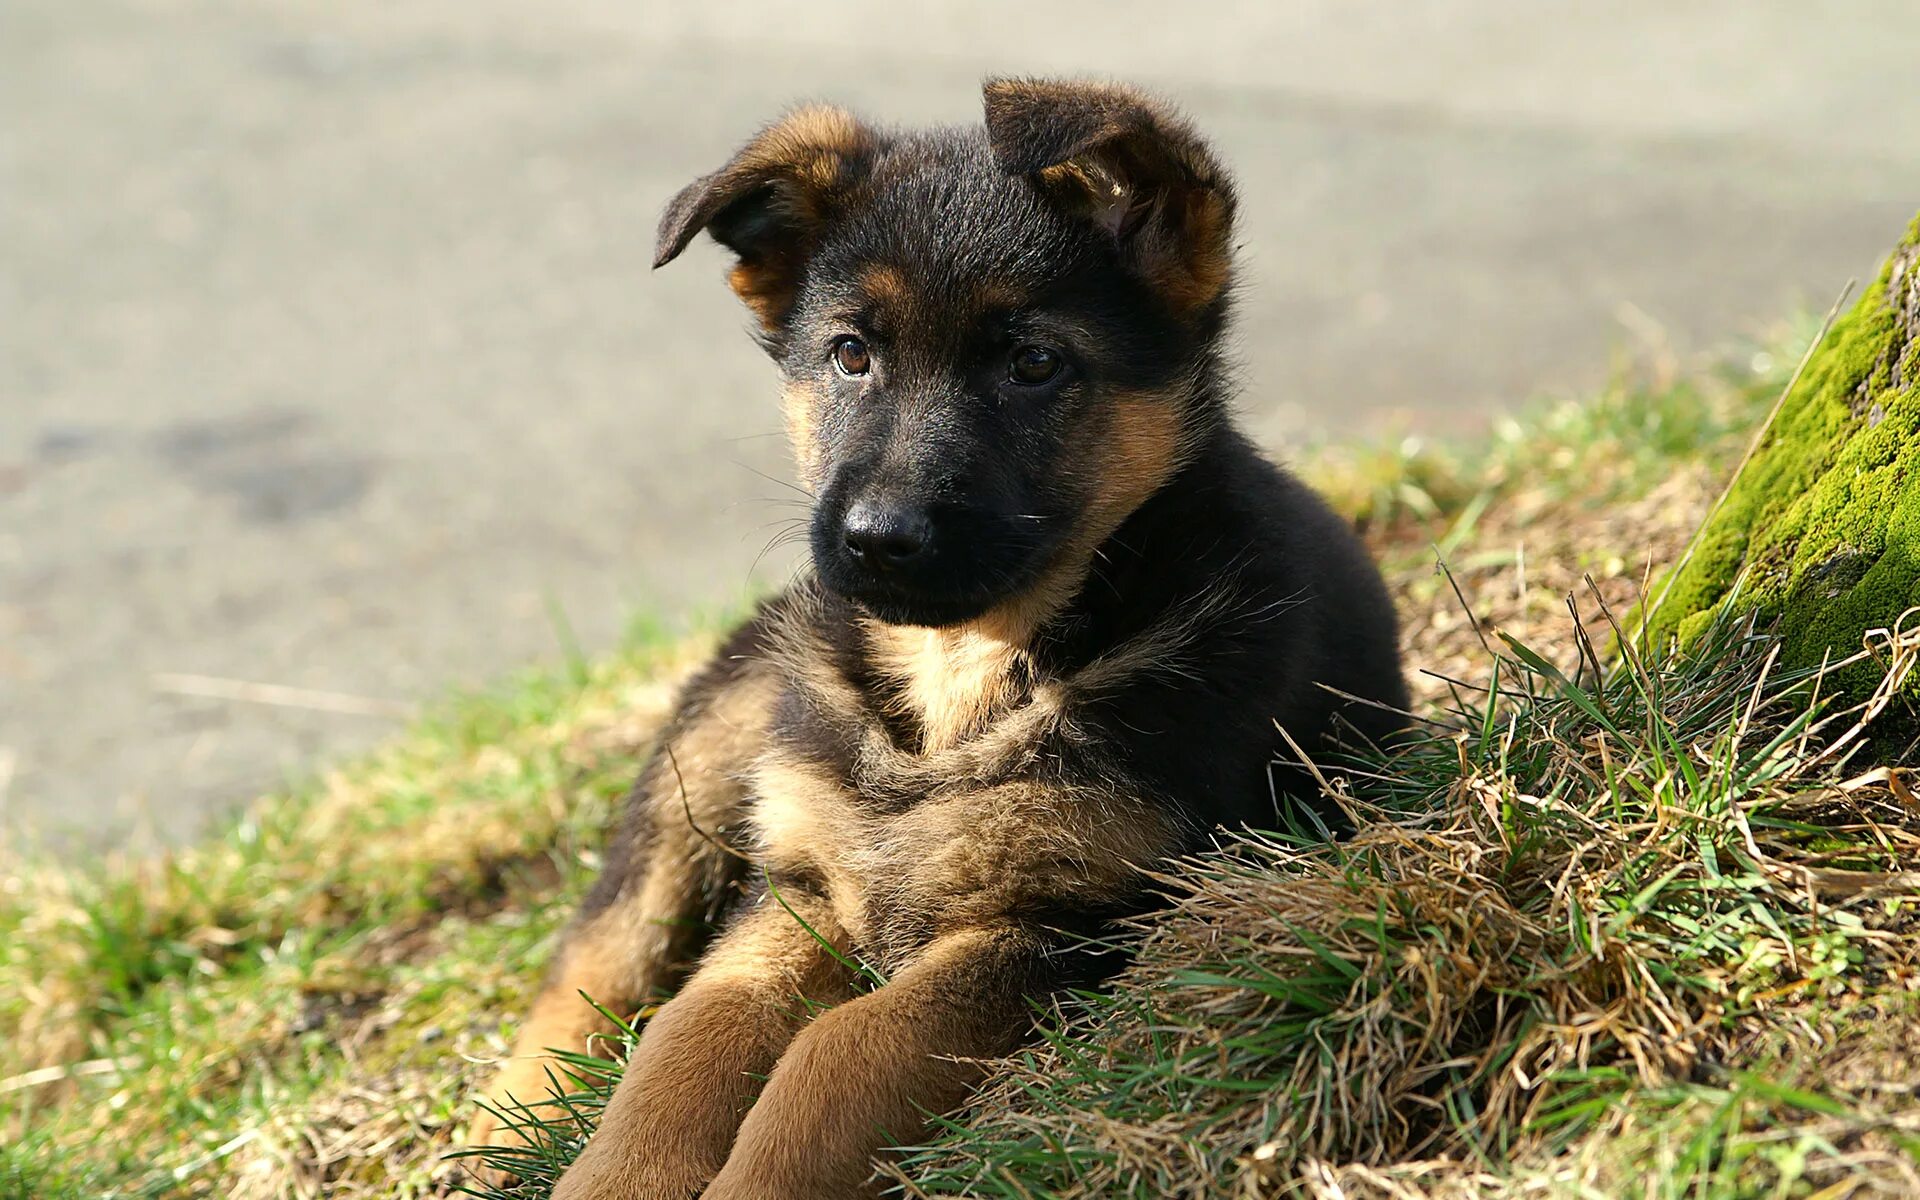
[756,105,870,173]
[702,926,1037,1200]
[782,379,823,486]
[1147,190,1233,313]
[728,258,799,328]
[855,782,1177,947]
[551,898,854,1200]
[859,263,912,309]
[748,755,873,942]
[467,870,702,1169]
[866,621,1027,753]
[670,667,777,789]
[726,106,870,207]
[716,105,879,331]
[1090,389,1188,528]
[1038,154,1138,236]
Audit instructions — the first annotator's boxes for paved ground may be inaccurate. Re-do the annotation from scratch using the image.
[5,1,1919,850]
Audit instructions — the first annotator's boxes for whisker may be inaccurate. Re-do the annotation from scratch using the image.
[721,496,813,515]
[730,460,815,501]
[748,527,811,576]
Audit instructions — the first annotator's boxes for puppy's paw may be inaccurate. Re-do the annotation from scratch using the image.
[457,1104,542,1189]
[548,1130,705,1200]
[458,1060,575,1187]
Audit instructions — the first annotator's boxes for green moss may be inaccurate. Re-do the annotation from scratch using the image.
[1650,213,1920,745]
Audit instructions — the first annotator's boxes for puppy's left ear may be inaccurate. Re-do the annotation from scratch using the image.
[983,78,1235,316]
[655,105,885,333]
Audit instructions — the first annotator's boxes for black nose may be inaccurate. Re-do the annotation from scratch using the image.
[841,500,931,569]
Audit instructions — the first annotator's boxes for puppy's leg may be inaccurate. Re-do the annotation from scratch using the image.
[550,892,853,1200]
[702,923,1046,1200]
[466,862,712,1157]
[467,658,775,1162]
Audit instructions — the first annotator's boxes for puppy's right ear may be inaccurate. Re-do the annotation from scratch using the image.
[655,106,884,333]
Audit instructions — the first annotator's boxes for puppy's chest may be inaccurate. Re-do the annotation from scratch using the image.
[744,743,1036,953]
[743,690,1126,961]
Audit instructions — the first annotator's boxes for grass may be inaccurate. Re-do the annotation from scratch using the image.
[0,618,725,1197]
[6,323,1917,1198]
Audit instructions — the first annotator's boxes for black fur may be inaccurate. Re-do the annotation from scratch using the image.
[672,112,1406,835]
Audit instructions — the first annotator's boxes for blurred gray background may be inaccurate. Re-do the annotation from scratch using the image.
[5,1,1919,850]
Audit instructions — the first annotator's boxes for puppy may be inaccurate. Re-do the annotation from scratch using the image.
[468,78,1408,1200]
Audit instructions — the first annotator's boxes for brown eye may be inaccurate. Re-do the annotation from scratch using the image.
[1009,345,1062,386]
[832,337,871,378]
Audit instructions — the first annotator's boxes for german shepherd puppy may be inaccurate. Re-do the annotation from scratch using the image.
[468,79,1408,1199]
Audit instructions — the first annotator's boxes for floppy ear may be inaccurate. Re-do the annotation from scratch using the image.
[982,78,1235,316]
[655,105,884,332]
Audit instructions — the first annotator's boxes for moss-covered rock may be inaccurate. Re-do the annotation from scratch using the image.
[1649,213,1920,744]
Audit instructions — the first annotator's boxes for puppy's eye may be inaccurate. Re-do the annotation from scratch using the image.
[832,337,871,378]
[1009,345,1062,386]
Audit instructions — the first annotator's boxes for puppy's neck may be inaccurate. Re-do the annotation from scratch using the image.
[859,408,1225,755]
[858,501,1155,754]
[862,521,1110,753]
[863,620,1024,755]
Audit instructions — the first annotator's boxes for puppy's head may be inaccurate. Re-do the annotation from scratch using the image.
[656,80,1237,628]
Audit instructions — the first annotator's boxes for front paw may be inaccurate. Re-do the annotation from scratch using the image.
[459,1060,577,1186]
[548,1127,708,1200]
[700,1168,886,1200]
[458,1106,529,1186]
